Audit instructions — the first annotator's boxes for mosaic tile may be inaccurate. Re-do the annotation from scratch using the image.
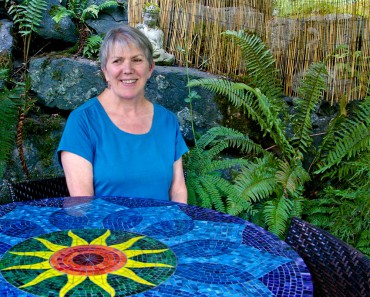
[0,242,12,257]
[0,219,45,238]
[0,196,313,296]
[170,239,240,257]
[101,196,174,208]
[0,229,176,296]
[49,209,89,229]
[141,219,195,238]
[178,204,246,224]
[0,203,16,217]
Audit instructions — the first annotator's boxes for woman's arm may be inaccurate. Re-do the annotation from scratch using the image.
[170,157,187,204]
[61,151,94,196]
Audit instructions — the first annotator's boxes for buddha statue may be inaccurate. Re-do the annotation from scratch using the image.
[136,3,175,66]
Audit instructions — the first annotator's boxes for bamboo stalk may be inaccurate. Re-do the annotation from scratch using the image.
[127,0,369,102]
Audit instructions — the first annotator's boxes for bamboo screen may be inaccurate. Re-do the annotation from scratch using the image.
[128,0,369,103]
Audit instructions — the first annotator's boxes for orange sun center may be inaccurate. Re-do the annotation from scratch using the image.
[50,245,127,276]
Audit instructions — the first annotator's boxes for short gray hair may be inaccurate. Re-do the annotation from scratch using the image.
[100,25,154,70]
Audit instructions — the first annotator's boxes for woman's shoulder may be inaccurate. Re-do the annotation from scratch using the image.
[70,98,100,116]
[154,103,180,128]
[154,103,177,117]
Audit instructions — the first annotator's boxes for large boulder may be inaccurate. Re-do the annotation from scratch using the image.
[29,56,222,141]
[29,56,106,110]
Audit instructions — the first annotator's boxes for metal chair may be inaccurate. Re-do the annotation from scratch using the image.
[8,176,70,202]
[286,217,370,297]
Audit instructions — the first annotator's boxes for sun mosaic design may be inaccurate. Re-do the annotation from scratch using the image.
[0,229,177,296]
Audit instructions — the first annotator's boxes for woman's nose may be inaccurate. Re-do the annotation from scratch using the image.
[121,60,133,73]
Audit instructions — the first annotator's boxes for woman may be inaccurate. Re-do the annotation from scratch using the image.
[58,26,188,203]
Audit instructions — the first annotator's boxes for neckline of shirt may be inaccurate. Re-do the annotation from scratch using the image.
[94,97,156,136]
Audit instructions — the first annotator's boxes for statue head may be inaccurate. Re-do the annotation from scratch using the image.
[142,3,160,27]
[142,3,160,15]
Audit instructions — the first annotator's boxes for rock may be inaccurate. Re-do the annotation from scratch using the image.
[36,0,78,43]
[0,19,13,88]
[86,0,128,35]
[35,0,128,43]
[0,19,13,55]
[29,56,106,110]
[147,66,222,140]
[29,56,222,142]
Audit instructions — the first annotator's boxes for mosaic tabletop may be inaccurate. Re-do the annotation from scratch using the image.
[0,196,313,297]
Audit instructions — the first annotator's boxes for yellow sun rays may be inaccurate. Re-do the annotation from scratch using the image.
[2,230,174,297]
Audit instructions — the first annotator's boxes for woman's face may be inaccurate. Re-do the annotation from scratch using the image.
[103,43,154,101]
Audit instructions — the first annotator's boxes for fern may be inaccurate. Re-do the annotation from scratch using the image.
[7,0,47,61]
[275,160,310,196]
[8,0,47,36]
[291,62,328,153]
[185,30,368,247]
[222,30,284,108]
[52,0,118,24]
[0,71,25,179]
[264,195,293,237]
[306,187,370,256]
[51,0,118,56]
[315,97,370,177]
[186,127,253,212]
[188,78,294,157]
[196,126,265,156]
[233,155,277,205]
[83,34,103,59]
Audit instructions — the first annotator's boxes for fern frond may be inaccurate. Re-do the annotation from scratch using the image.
[275,160,310,196]
[200,175,229,213]
[11,0,48,36]
[264,195,293,238]
[188,79,294,157]
[305,187,370,257]
[0,82,25,179]
[83,34,103,59]
[227,196,254,217]
[356,231,370,256]
[234,156,277,204]
[316,122,370,175]
[290,193,305,218]
[51,6,75,23]
[335,152,370,187]
[98,1,118,10]
[198,126,265,156]
[292,62,327,153]
[309,107,346,171]
[222,30,284,106]
[81,5,100,20]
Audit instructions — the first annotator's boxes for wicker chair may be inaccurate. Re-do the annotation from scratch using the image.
[286,217,370,297]
[8,176,70,202]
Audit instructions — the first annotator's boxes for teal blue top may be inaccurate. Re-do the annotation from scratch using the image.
[58,98,188,200]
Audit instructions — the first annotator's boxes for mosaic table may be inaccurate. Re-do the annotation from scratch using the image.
[0,196,313,297]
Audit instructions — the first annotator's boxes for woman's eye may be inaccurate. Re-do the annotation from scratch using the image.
[133,58,142,63]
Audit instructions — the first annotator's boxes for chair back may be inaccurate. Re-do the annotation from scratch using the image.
[8,176,70,202]
[286,217,370,297]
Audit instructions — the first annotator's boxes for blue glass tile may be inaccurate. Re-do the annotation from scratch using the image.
[0,196,313,296]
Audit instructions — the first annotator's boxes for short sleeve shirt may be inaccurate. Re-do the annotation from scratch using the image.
[58,97,188,200]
